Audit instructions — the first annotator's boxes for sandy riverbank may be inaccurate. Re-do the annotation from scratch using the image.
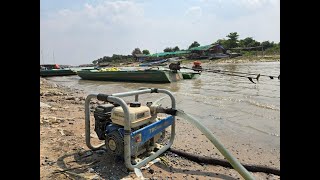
[40,75,280,180]
[101,55,280,68]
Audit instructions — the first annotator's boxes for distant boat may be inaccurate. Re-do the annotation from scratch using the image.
[181,70,201,79]
[76,67,183,83]
[158,65,201,80]
[208,53,230,59]
[139,59,168,67]
[40,64,76,77]
[229,52,242,58]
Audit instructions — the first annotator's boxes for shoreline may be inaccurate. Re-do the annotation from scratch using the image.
[40,75,280,180]
[92,55,280,68]
[182,55,280,65]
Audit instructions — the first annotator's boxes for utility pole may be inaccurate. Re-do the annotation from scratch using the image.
[53,51,55,64]
[41,49,44,65]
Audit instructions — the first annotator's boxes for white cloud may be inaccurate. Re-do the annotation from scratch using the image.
[199,0,279,10]
[83,1,144,25]
[233,0,273,10]
[185,6,202,18]
[199,0,222,3]
[46,1,145,30]
[41,1,148,65]
[185,6,203,24]
[216,1,280,42]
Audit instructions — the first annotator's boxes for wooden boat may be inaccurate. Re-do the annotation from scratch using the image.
[208,53,230,59]
[40,64,76,77]
[76,67,183,83]
[177,61,201,79]
[40,69,77,77]
[139,59,168,67]
[157,63,201,79]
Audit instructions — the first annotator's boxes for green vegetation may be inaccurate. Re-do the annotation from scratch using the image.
[214,32,279,51]
[132,48,142,56]
[188,41,200,49]
[92,32,280,65]
[142,49,150,55]
[163,46,180,52]
[164,47,173,52]
[92,54,136,65]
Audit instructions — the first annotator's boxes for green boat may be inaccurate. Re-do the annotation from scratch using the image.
[151,66,201,80]
[179,68,201,79]
[40,69,77,77]
[40,64,77,77]
[77,68,183,83]
[181,72,201,79]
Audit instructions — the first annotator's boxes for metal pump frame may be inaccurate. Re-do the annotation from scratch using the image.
[84,88,176,170]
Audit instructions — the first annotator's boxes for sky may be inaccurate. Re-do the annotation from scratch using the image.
[40,0,280,66]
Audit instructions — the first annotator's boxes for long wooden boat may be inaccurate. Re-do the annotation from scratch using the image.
[40,69,77,77]
[76,68,183,83]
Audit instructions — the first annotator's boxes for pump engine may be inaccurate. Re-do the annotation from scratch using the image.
[93,102,164,158]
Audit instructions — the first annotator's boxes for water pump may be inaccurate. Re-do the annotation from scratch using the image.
[84,88,176,170]
[93,101,168,158]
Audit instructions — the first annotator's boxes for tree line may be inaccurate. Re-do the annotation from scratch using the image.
[92,32,280,64]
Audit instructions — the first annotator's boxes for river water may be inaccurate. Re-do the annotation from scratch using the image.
[46,61,280,153]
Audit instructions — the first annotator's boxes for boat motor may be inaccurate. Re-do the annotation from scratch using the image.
[168,62,181,72]
[192,61,203,72]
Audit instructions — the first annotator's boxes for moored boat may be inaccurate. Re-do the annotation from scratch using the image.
[139,59,168,67]
[40,64,77,77]
[40,69,77,77]
[181,72,201,79]
[76,67,183,83]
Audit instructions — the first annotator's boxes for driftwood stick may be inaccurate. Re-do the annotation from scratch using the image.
[52,160,99,174]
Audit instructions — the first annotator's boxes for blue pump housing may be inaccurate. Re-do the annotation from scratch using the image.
[105,115,174,151]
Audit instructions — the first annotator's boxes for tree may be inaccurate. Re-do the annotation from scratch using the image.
[261,41,275,49]
[239,37,260,47]
[239,37,253,47]
[164,47,173,52]
[92,60,99,65]
[173,46,180,51]
[227,32,239,42]
[142,49,150,55]
[132,48,142,56]
[112,54,122,60]
[214,38,232,49]
[226,32,239,48]
[188,41,200,49]
[214,39,227,46]
[214,39,223,44]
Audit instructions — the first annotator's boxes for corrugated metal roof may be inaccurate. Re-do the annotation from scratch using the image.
[148,50,191,57]
[134,54,148,57]
[189,44,214,51]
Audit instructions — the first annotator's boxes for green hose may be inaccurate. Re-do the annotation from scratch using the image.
[176,109,255,180]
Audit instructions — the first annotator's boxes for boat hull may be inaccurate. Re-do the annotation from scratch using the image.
[182,72,200,79]
[40,69,77,77]
[77,69,182,83]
